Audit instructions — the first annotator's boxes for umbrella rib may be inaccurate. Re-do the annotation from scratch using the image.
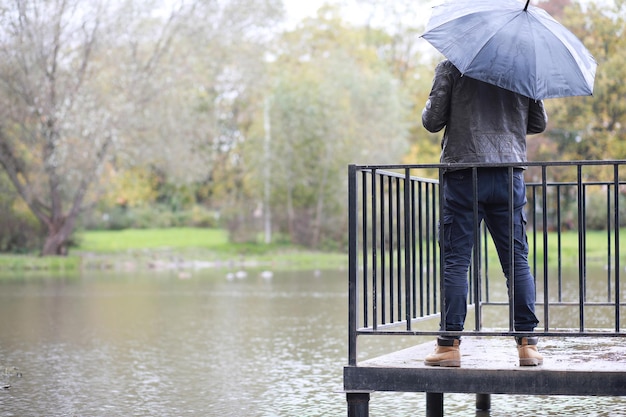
[526,11,539,99]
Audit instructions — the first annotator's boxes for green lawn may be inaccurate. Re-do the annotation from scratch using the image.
[2,227,624,273]
[76,227,229,252]
[525,228,626,264]
[0,228,347,273]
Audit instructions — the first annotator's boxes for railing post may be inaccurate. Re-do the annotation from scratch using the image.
[472,167,481,330]
[438,168,446,331]
[577,165,586,331]
[614,164,621,331]
[348,164,358,366]
[541,166,550,330]
[508,166,515,332]
[404,168,412,329]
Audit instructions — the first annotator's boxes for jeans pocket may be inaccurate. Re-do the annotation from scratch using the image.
[517,210,530,252]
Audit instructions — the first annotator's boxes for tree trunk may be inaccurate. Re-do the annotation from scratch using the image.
[42,231,68,256]
[41,217,75,256]
[312,165,329,249]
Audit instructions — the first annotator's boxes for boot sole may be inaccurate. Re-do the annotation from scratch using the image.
[424,359,461,367]
[519,358,543,366]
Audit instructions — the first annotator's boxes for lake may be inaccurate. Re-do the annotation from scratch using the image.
[0,268,624,416]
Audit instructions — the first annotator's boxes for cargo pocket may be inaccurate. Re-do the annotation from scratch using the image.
[439,214,455,252]
[516,210,530,253]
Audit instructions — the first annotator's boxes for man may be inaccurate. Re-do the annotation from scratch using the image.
[421,60,547,367]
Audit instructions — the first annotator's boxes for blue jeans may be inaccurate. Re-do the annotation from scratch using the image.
[440,168,539,333]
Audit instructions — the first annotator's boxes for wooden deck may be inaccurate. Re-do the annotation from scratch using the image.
[344,337,626,416]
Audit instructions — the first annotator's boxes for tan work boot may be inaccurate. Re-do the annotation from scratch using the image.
[424,338,461,367]
[516,336,543,366]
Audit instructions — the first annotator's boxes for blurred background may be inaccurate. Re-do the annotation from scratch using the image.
[0,0,623,257]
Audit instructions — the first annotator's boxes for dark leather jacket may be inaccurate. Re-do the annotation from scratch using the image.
[422,60,547,166]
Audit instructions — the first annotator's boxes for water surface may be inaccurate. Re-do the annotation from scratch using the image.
[0,268,624,416]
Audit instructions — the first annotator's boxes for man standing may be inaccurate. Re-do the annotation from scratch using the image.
[421,59,547,367]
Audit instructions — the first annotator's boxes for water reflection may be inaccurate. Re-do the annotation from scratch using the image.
[0,268,624,416]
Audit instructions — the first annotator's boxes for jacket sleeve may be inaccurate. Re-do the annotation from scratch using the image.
[422,61,455,133]
[527,99,548,134]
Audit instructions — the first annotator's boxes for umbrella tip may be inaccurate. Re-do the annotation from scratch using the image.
[524,0,530,11]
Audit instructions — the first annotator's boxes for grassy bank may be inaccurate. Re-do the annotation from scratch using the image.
[0,255,82,272]
[1,227,624,273]
[76,227,230,252]
[0,228,347,272]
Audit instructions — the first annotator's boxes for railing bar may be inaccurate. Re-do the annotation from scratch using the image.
[356,330,626,337]
[437,171,444,329]
[433,182,439,316]
[472,168,481,331]
[348,165,358,366]
[425,181,432,315]
[582,184,589,314]
[607,180,612,303]
[532,185,538,282]
[396,177,403,323]
[385,177,392,323]
[387,177,397,323]
[483,223,490,303]
[577,166,585,332]
[483,301,619,307]
[508,166,515,332]
[410,179,416,319]
[387,177,400,323]
[388,176,394,323]
[371,169,378,331]
[542,165,550,331]
[528,180,625,186]
[557,184,563,303]
[433,180,440,315]
[404,170,412,330]
[379,175,386,325]
[386,177,392,321]
[361,170,369,330]
[353,160,626,170]
[363,167,626,187]
[418,182,425,317]
[614,164,621,331]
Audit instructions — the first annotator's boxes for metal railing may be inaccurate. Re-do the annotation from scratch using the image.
[348,161,626,366]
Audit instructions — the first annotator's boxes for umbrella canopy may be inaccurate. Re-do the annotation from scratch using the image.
[421,0,597,100]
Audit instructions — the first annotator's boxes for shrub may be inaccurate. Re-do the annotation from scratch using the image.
[81,204,220,230]
[0,204,43,253]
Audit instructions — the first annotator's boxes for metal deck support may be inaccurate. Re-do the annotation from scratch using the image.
[426,392,443,417]
[426,392,490,416]
[476,393,491,411]
[346,391,371,417]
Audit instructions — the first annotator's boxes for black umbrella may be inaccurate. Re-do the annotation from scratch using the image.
[421,0,597,100]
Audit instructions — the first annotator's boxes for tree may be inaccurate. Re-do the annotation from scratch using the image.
[541,0,626,165]
[241,6,409,248]
[0,0,186,255]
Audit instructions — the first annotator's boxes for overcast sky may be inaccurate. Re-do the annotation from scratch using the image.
[282,0,607,27]
[282,0,437,30]
[283,0,324,21]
